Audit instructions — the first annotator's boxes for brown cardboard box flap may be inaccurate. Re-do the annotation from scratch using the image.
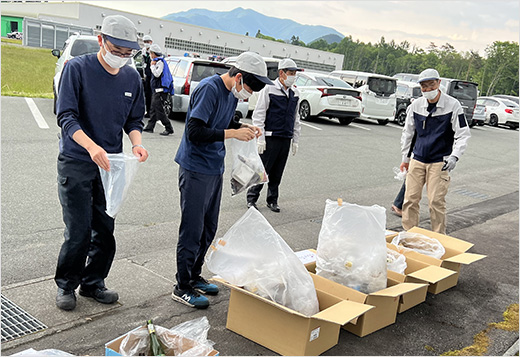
[309,273,368,304]
[370,282,426,297]
[407,227,474,252]
[407,265,457,284]
[444,252,487,264]
[313,299,374,325]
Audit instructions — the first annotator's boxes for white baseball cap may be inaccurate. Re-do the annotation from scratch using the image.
[418,68,440,83]
[149,43,162,55]
[278,58,302,71]
[142,35,153,42]
[101,15,140,50]
[234,52,273,85]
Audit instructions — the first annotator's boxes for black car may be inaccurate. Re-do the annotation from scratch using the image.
[394,80,422,126]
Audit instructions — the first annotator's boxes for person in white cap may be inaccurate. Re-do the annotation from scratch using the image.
[246,58,302,213]
[143,43,175,135]
[54,15,148,311]
[399,68,470,234]
[172,51,273,309]
[141,34,153,117]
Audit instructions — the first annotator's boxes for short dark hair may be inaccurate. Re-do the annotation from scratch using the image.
[228,66,266,92]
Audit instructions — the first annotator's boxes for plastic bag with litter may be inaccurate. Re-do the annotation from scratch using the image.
[391,232,446,259]
[226,138,268,196]
[386,248,407,274]
[99,153,140,218]
[393,167,407,181]
[11,349,74,356]
[316,199,387,294]
[205,207,319,316]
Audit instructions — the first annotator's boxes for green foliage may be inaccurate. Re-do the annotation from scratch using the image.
[255,30,285,43]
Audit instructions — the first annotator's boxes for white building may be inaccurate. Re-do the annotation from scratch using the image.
[2,1,344,72]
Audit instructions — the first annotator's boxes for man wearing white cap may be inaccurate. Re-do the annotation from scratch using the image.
[399,68,471,234]
[172,52,273,309]
[141,35,153,117]
[54,15,148,310]
[246,58,302,213]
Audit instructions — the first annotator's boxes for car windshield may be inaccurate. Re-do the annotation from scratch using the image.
[367,77,396,95]
[70,39,100,57]
[191,63,228,81]
[412,87,422,98]
[449,82,477,101]
[316,76,353,88]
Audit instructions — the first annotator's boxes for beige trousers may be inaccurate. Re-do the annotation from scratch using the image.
[402,159,451,234]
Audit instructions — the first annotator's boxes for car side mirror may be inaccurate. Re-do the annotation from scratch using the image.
[51,49,61,58]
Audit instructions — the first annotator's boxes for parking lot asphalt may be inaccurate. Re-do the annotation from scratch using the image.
[1,96,518,356]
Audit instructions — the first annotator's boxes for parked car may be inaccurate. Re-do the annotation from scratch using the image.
[294,71,361,125]
[7,31,22,40]
[329,70,397,125]
[393,73,420,83]
[471,103,486,126]
[394,80,422,126]
[492,94,519,105]
[439,78,478,127]
[477,96,519,129]
[165,56,247,121]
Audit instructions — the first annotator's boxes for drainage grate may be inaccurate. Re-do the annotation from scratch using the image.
[451,188,490,200]
[1,294,47,342]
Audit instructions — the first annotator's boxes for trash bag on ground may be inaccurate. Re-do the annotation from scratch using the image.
[99,153,140,218]
[119,317,215,356]
[391,232,446,259]
[226,138,268,196]
[205,207,319,316]
[387,248,407,274]
[11,349,74,356]
[316,199,387,294]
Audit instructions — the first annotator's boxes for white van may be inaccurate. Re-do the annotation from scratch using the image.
[329,70,397,125]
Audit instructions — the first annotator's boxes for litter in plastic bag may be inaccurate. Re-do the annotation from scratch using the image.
[393,167,407,181]
[391,232,446,259]
[226,138,268,196]
[205,207,319,316]
[387,248,407,274]
[11,349,74,356]
[99,153,140,218]
[119,317,215,356]
[316,199,387,294]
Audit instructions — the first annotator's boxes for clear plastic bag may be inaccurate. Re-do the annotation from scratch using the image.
[387,248,407,274]
[391,232,446,259]
[99,153,140,218]
[12,349,74,356]
[316,199,387,294]
[226,138,268,196]
[393,167,407,181]
[119,317,215,356]
[205,207,319,316]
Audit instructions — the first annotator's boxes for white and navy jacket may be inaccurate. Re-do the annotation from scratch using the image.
[401,91,471,164]
[252,78,302,143]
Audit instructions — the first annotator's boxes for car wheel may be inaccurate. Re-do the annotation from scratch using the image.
[163,95,172,118]
[489,114,499,127]
[477,121,485,126]
[469,120,475,128]
[299,101,311,121]
[396,110,406,126]
[377,119,389,125]
[509,124,518,130]
[338,117,353,126]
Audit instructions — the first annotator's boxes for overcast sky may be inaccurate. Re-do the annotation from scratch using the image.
[85,1,519,55]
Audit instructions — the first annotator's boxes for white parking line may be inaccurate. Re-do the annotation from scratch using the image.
[350,123,371,131]
[25,98,49,129]
[301,122,323,131]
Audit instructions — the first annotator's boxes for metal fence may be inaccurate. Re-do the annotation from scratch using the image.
[23,17,93,49]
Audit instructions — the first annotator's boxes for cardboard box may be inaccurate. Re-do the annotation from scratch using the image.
[213,275,373,356]
[299,249,428,336]
[105,325,219,356]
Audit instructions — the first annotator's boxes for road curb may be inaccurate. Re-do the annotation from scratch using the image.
[503,339,519,356]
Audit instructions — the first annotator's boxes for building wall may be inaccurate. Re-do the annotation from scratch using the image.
[1,15,23,37]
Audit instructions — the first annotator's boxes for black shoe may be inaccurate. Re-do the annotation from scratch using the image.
[143,127,154,133]
[79,286,119,304]
[247,201,258,209]
[160,130,174,136]
[266,202,280,212]
[144,113,150,118]
[56,288,76,311]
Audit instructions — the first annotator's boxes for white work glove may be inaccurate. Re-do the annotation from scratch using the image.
[258,140,266,155]
[292,142,298,156]
[442,156,458,172]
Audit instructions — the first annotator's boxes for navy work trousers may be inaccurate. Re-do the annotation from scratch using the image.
[176,167,222,290]
[55,154,115,291]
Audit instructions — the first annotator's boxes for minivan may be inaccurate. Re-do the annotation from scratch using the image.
[439,78,478,127]
[329,70,397,125]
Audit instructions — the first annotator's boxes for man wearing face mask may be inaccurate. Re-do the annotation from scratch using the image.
[54,15,148,311]
[246,58,302,213]
[172,52,273,309]
[141,35,153,118]
[399,68,470,234]
[143,43,175,136]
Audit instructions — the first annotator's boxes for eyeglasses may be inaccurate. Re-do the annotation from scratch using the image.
[103,38,136,58]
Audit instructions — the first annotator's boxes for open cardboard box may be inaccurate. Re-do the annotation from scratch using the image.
[212,274,373,356]
[105,325,219,356]
[299,249,428,336]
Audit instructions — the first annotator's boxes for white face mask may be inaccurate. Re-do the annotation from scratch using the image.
[422,88,439,100]
[145,43,151,49]
[102,41,129,69]
[231,77,253,100]
[283,75,296,87]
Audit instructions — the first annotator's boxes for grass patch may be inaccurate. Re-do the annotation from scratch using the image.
[1,38,22,45]
[1,43,56,98]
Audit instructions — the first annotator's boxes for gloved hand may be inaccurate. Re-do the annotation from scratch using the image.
[258,140,266,154]
[442,156,458,171]
[292,142,299,156]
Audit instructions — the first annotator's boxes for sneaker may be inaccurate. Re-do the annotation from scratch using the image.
[56,288,76,311]
[266,202,281,213]
[190,277,219,295]
[79,286,119,304]
[171,285,209,309]
[160,130,174,136]
[247,201,258,209]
